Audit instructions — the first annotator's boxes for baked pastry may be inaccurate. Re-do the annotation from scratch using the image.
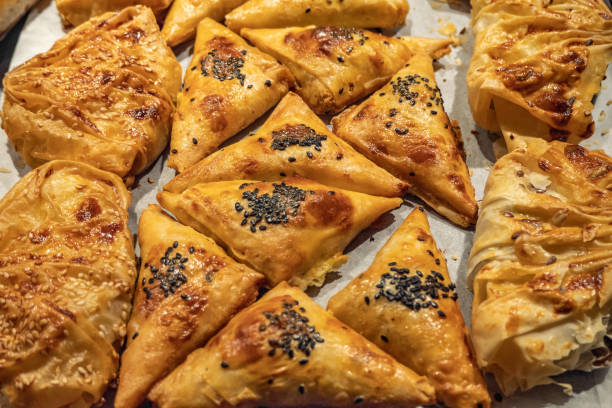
[162,0,247,47]
[148,282,436,408]
[328,208,490,408]
[1,6,181,182]
[0,160,136,408]
[241,26,451,115]
[468,138,612,394]
[164,92,409,197]
[0,0,39,38]
[468,0,612,149]
[225,0,409,32]
[332,53,477,227]
[167,18,294,172]
[56,0,172,27]
[157,177,402,289]
[114,205,265,408]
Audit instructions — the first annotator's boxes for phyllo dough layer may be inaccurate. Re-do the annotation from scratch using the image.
[0,160,136,408]
[469,139,612,394]
[1,6,181,181]
[56,0,172,27]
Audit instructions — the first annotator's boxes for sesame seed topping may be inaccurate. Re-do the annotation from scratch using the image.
[271,124,327,151]
[354,396,364,404]
[364,296,370,305]
[381,335,389,342]
[171,149,178,154]
[192,138,198,145]
[201,50,246,86]
[220,361,229,368]
[438,310,446,318]
[299,384,305,394]
[132,332,139,339]
[288,157,296,162]
[264,80,272,87]
[337,56,345,63]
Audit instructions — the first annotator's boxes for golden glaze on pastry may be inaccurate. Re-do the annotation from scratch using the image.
[1,6,181,181]
[115,205,265,408]
[241,26,451,115]
[332,53,477,227]
[162,0,247,47]
[158,178,402,289]
[225,0,409,32]
[468,0,612,149]
[56,0,172,27]
[0,161,136,408]
[148,282,436,408]
[469,139,612,394]
[165,92,409,197]
[329,208,490,408]
[167,18,294,173]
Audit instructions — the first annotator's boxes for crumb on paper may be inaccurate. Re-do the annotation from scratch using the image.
[0,168,11,174]
[469,169,474,177]
[438,21,459,45]
[451,254,458,261]
[455,58,463,66]
[607,100,612,106]
[599,110,607,122]
[602,129,610,136]
[470,130,480,136]
[147,177,155,184]
[603,83,608,90]
[431,2,441,9]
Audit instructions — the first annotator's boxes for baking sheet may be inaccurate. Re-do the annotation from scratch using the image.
[1,0,611,406]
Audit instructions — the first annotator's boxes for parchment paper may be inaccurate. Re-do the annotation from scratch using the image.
[1,0,611,406]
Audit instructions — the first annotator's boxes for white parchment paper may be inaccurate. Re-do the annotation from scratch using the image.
[1,0,611,406]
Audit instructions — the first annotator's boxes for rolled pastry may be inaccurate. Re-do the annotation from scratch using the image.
[157,177,402,289]
[468,0,612,149]
[148,282,436,408]
[114,205,265,408]
[0,160,136,408]
[1,6,181,182]
[469,138,612,394]
[164,92,409,197]
[56,0,172,27]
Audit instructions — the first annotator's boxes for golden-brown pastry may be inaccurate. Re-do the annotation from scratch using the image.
[332,53,477,227]
[164,92,409,197]
[148,282,436,408]
[167,18,294,172]
[157,177,402,289]
[114,205,265,408]
[162,0,247,47]
[468,0,612,149]
[0,0,39,38]
[469,138,612,395]
[225,0,409,32]
[56,0,172,27]
[328,208,490,408]
[0,160,136,408]
[1,6,181,182]
[241,26,451,115]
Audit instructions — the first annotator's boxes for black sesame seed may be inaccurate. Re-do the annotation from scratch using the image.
[431,110,437,115]
[298,384,305,394]
[181,294,191,301]
[307,151,313,159]
[385,121,393,128]
[247,84,253,89]
[546,256,557,265]
[337,153,343,160]
[438,310,446,318]
[268,378,274,384]
[379,92,386,97]
[288,157,296,162]
[299,359,308,365]
[192,138,198,145]
[132,332,139,339]
[435,258,441,265]
[339,88,344,94]
[511,231,521,240]
[337,56,345,63]
[241,49,247,55]
[586,39,594,46]
[280,172,286,177]
[517,170,524,177]
[364,296,370,305]
[171,149,178,154]
[189,246,195,254]
[220,362,229,368]
[354,396,364,404]
[381,335,389,342]
[264,80,272,87]
[305,7,311,13]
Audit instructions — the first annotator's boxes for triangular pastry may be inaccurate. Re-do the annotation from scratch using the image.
[157,178,402,289]
[148,282,436,408]
[164,92,409,197]
[241,26,451,115]
[332,53,477,227]
[469,139,612,394]
[167,18,294,172]
[1,6,181,182]
[225,0,409,32]
[328,208,491,408]
[56,0,172,27]
[468,0,612,150]
[114,205,266,408]
[0,160,136,408]
[162,0,248,47]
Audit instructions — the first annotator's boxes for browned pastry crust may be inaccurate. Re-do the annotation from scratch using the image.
[468,0,612,149]
[56,0,172,27]
[332,53,477,227]
[1,6,181,181]
[157,177,402,289]
[0,160,136,408]
[225,0,409,32]
[241,26,451,115]
[329,208,490,408]
[162,0,248,47]
[114,205,265,408]
[167,18,294,173]
[469,139,612,394]
[148,282,436,408]
[165,92,409,197]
